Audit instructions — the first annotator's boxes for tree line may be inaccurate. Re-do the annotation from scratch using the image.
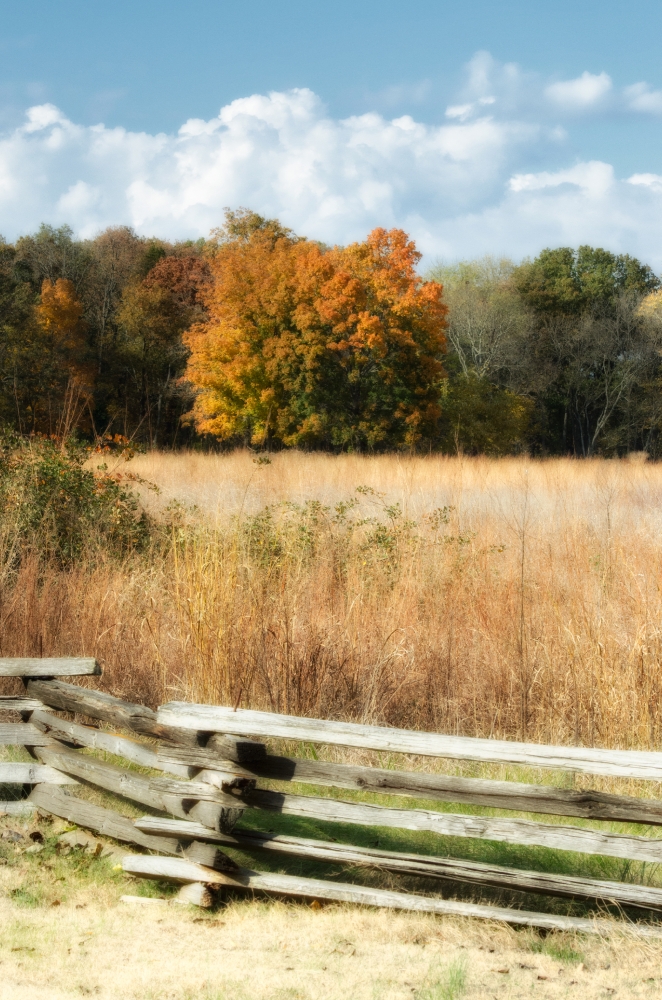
[1,209,661,456]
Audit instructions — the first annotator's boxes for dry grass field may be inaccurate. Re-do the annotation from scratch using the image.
[4,449,662,751]
[4,451,662,996]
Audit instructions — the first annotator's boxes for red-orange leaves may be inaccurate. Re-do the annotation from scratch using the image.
[184,218,447,450]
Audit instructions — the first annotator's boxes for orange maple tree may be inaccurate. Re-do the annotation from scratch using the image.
[184,216,447,449]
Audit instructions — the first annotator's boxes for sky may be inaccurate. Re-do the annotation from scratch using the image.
[2,0,662,265]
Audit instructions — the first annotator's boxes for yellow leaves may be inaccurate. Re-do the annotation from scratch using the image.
[637,289,662,322]
[36,279,84,348]
[35,279,92,402]
[183,220,448,449]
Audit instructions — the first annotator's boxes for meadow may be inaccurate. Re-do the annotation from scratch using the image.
[4,449,662,756]
[5,449,662,998]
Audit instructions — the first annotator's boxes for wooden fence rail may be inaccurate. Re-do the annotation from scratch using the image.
[0,658,100,677]
[159,743,662,825]
[157,703,662,779]
[4,658,662,936]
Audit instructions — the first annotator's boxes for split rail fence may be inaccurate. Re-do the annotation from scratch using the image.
[3,657,662,936]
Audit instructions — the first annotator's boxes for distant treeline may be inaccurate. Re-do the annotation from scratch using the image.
[1,210,662,456]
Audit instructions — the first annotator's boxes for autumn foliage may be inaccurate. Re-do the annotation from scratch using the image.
[184,216,447,449]
[36,278,90,386]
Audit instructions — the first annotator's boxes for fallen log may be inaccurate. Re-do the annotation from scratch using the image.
[121,854,662,938]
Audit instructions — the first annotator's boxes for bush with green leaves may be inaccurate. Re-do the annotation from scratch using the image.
[0,431,150,566]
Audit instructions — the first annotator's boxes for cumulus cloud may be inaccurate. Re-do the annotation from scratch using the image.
[545,71,612,109]
[3,62,662,268]
[435,164,662,265]
[0,87,538,246]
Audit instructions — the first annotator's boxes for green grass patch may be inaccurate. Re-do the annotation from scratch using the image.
[417,956,468,999]
[529,934,585,964]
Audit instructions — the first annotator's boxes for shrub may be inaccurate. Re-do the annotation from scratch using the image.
[0,431,150,567]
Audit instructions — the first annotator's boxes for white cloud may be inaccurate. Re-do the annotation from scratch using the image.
[437,163,662,265]
[0,89,537,245]
[545,71,612,109]
[510,162,615,198]
[445,104,474,121]
[625,82,662,113]
[628,172,662,191]
[3,68,662,268]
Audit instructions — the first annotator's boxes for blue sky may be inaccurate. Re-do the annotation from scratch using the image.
[2,1,662,264]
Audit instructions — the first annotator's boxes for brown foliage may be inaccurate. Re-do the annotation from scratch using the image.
[143,254,210,308]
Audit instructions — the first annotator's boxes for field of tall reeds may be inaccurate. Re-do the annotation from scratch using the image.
[3,449,662,753]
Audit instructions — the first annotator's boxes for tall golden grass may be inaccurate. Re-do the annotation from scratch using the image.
[3,450,662,751]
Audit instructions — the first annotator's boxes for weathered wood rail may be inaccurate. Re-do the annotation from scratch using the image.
[0,658,100,677]
[3,658,662,937]
[157,703,662,779]
[159,743,662,825]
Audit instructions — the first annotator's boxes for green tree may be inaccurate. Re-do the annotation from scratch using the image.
[429,257,533,453]
[113,255,206,444]
[514,247,662,455]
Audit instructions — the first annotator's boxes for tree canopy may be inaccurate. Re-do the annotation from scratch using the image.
[184,220,447,450]
[1,215,662,456]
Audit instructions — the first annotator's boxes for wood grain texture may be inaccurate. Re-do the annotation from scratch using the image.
[157,744,259,777]
[121,854,662,937]
[31,709,190,778]
[162,747,662,826]
[157,703,662,779]
[27,680,163,737]
[0,658,100,677]
[35,743,245,809]
[206,733,267,761]
[0,800,36,816]
[133,816,662,911]
[0,697,44,713]
[0,763,76,785]
[245,789,662,864]
[0,723,50,746]
[28,784,180,854]
[174,882,213,907]
[191,769,257,793]
[183,841,238,871]
[27,680,211,749]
